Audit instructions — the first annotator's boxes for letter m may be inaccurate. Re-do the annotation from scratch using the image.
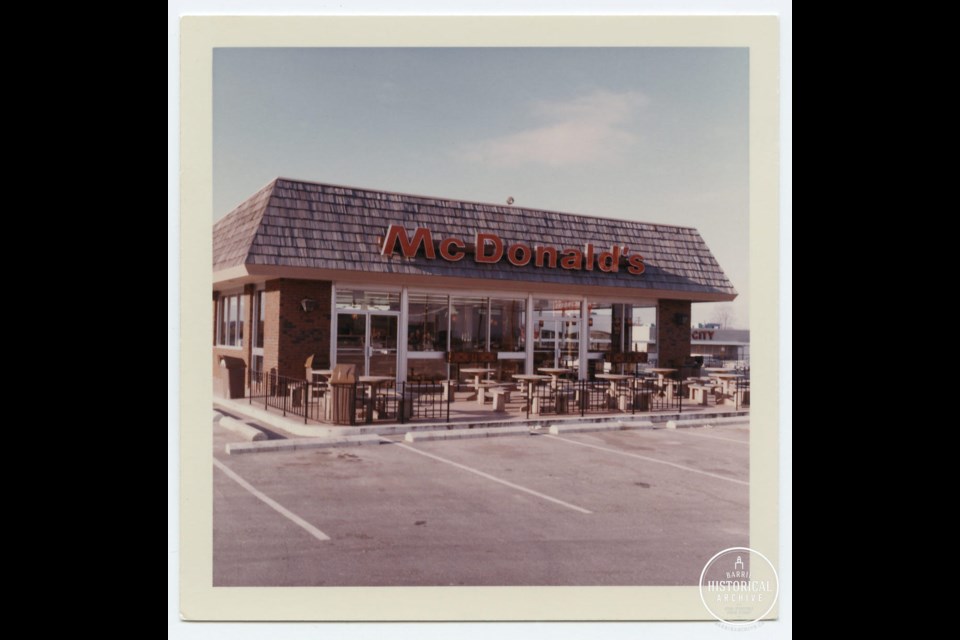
[381,225,436,259]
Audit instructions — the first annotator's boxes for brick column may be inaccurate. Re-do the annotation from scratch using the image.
[656,299,692,369]
[264,279,333,379]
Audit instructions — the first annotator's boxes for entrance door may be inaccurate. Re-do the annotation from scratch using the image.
[367,314,398,377]
[336,312,398,377]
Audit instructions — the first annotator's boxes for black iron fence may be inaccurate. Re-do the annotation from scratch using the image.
[249,371,453,426]
[523,373,687,418]
[248,369,323,424]
[246,368,748,425]
[734,378,750,410]
[399,380,452,424]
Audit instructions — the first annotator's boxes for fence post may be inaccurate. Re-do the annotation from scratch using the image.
[400,381,406,425]
[579,380,584,417]
[349,382,356,426]
[677,372,683,415]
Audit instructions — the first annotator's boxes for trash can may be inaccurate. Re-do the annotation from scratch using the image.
[218,356,247,399]
[328,364,357,425]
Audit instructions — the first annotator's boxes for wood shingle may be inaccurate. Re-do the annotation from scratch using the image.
[212,177,737,297]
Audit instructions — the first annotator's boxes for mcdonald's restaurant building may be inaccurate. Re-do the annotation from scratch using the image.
[212,178,737,394]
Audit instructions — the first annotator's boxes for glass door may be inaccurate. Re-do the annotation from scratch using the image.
[336,313,367,374]
[336,312,398,377]
[368,314,398,377]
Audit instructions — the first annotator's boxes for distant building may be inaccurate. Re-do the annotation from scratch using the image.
[630,324,749,366]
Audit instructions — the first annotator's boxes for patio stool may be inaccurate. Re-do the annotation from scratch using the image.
[488,389,510,412]
[481,386,512,407]
[378,390,413,420]
[556,392,575,413]
[531,396,541,414]
[308,382,327,405]
[287,384,308,408]
[440,379,457,401]
[633,389,652,411]
[715,389,737,406]
[689,385,711,406]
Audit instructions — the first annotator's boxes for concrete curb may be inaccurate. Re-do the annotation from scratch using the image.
[214,398,749,443]
[616,420,658,430]
[404,426,532,443]
[227,434,384,455]
[666,416,750,429]
[219,417,267,442]
[548,420,654,434]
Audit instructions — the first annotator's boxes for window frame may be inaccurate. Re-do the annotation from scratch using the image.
[215,291,245,348]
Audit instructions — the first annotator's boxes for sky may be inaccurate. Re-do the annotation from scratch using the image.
[213,47,749,328]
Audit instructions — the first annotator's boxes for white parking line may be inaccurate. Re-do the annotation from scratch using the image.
[213,458,331,541]
[542,435,749,486]
[670,429,749,445]
[385,440,593,514]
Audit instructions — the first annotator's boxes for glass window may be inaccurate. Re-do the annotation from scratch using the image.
[627,307,657,353]
[450,296,488,351]
[533,298,580,369]
[254,291,265,349]
[216,293,245,347]
[336,313,366,350]
[336,289,400,311]
[408,294,448,352]
[489,298,525,352]
[588,303,614,352]
[219,298,227,347]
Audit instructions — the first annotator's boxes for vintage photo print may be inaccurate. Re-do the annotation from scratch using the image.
[180,15,781,623]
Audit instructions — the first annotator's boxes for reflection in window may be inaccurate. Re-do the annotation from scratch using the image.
[489,298,525,352]
[408,294,448,352]
[589,303,614,352]
[335,289,400,311]
[533,299,580,369]
[336,313,366,349]
[450,296,488,352]
[628,306,657,353]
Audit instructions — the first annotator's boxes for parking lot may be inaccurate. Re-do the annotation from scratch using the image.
[213,418,749,586]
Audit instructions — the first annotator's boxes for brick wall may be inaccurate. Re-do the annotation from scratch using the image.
[263,279,332,379]
[656,299,692,368]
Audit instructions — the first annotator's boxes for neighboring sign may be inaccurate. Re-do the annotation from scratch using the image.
[380,225,645,275]
[691,329,716,340]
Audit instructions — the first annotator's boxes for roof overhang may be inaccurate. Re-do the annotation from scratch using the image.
[214,264,737,303]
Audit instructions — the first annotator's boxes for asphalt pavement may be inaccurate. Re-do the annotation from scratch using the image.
[213,418,749,586]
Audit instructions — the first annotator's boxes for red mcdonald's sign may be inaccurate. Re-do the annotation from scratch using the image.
[380,225,645,275]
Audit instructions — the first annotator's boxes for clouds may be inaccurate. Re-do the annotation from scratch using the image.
[457,90,648,168]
